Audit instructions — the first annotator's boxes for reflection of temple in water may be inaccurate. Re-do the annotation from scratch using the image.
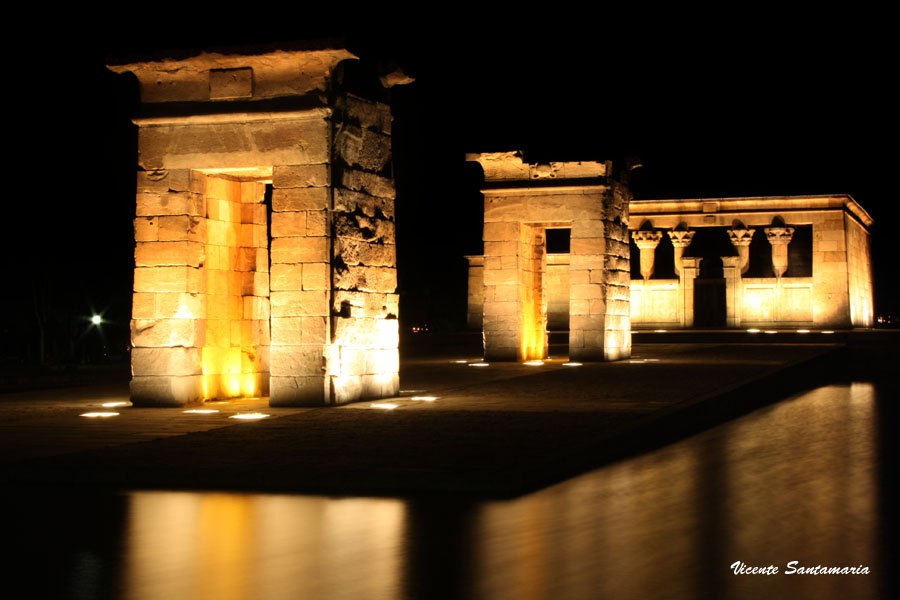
[465,152,874,357]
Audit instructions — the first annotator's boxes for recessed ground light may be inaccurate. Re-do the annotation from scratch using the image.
[229,413,270,420]
[563,362,583,367]
[822,330,835,334]
[468,362,489,367]
[797,329,810,333]
[453,360,469,364]
[80,412,119,418]
[764,330,777,334]
[747,328,760,333]
[102,401,129,408]
[654,329,667,333]
[523,360,543,366]
[400,389,425,393]
[371,403,399,410]
[184,409,220,414]
[410,396,437,402]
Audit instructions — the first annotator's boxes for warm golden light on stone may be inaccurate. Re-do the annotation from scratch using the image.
[115,45,406,408]
[469,151,631,364]
[468,194,874,336]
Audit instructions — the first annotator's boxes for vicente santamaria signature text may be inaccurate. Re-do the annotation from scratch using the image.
[730,561,870,575]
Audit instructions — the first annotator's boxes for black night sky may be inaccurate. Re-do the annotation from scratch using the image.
[4,16,897,365]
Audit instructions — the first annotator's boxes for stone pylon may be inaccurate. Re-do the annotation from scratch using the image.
[110,43,411,406]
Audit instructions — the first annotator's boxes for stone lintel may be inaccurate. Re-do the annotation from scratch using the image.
[481,184,610,196]
[467,151,609,182]
[109,47,358,104]
[133,107,333,127]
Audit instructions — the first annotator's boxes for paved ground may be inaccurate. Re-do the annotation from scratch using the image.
[0,343,846,497]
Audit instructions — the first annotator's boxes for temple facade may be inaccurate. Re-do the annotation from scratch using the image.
[466,152,632,362]
[110,44,407,406]
[467,159,874,344]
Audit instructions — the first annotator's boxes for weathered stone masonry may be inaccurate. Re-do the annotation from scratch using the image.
[467,152,632,362]
[111,45,404,406]
[467,194,874,332]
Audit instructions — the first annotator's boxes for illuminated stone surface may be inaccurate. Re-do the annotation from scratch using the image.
[467,194,874,332]
[111,44,407,407]
[467,152,632,362]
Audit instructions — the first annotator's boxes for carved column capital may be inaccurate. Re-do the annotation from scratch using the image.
[667,229,695,248]
[631,230,662,281]
[727,228,754,247]
[632,230,663,249]
[667,229,694,277]
[764,226,794,278]
[728,227,754,275]
[764,227,795,245]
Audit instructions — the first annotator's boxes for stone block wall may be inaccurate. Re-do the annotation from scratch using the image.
[466,256,485,330]
[131,170,208,405]
[473,152,632,362]
[630,280,680,326]
[267,161,332,405]
[844,213,874,327]
[202,175,269,401]
[114,47,404,407]
[482,221,522,360]
[569,182,631,361]
[130,170,272,406]
[326,94,400,403]
[811,212,851,327]
[544,254,570,331]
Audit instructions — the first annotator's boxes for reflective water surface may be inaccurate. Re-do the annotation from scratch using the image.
[10,381,895,599]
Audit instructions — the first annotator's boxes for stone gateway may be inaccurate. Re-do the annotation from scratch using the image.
[110,43,408,406]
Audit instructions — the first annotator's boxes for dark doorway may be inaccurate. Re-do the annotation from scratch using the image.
[694,279,726,327]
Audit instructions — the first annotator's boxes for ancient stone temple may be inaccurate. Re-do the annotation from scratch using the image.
[467,193,874,334]
[109,43,405,406]
[466,152,632,362]
[626,195,874,329]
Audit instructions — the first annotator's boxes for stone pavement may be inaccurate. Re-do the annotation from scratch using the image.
[0,343,843,497]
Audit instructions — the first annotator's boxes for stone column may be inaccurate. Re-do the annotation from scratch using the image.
[482,221,521,361]
[668,229,695,277]
[632,230,662,281]
[465,256,485,331]
[517,225,548,361]
[268,164,332,405]
[721,256,741,327]
[327,95,399,404]
[680,257,702,328]
[130,170,207,406]
[570,183,631,361]
[765,226,795,278]
[727,227,754,274]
